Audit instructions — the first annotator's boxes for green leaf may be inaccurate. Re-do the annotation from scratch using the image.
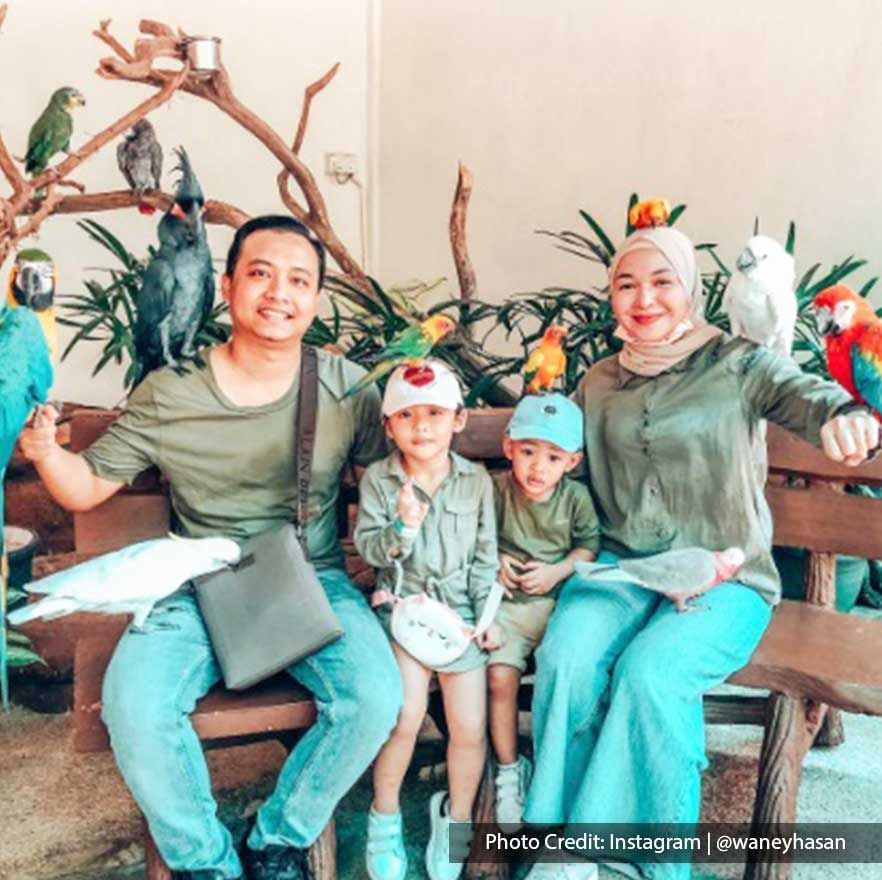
[7,646,46,667]
[579,210,616,263]
[785,221,796,256]
[667,204,687,226]
[859,277,878,298]
[625,192,639,235]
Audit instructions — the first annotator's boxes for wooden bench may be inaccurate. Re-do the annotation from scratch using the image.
[27,408,882,880]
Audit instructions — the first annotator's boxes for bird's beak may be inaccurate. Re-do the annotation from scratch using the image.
[814,306,835,336]
[170,202,187,221]
[735,247,756,273]
[72,92,86,107]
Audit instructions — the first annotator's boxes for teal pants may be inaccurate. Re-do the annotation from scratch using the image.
[524,551,772,879]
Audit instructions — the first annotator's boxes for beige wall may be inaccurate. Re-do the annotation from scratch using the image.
[376,0,882,324]
[1,0,372,405]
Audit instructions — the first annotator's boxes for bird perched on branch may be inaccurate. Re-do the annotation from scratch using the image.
[132,147,214,386]
[117,119,163,215]
[342,314,457,398]
[575,546,746,612]
[723,235,796,357]
[523,325,567,394]
[813,284,882,421]
[7,535,241,629]
[24,87,86,178]
[0,300,53,709]
[7,249,57,361]
[629,198,671,230]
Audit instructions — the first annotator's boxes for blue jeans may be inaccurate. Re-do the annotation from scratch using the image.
[523,551,772,880]
[102,568,403,879]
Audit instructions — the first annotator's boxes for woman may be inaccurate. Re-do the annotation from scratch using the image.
[522,225,877,880]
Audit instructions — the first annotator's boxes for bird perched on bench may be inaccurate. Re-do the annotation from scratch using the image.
[0,299,53,710]
[116,119,163,216]
[342,314,457,398]
[7,535,241,629]
[131,147,214,387]
[723,235,796,357]
[575,546,746,612]
[25,87,86,193]
[814,284,882,421]
[523,325,567,394]
[7,248,58,361]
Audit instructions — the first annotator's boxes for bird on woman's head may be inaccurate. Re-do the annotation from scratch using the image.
[629,198,671,230]
[25,87,86,177]
[813,284,882,421]
[7,249,57,361]
[523,325,567,395]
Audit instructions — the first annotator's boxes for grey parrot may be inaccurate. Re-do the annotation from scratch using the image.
[132,147,214,386]
[116,119,163,215]
[574,547,746,612]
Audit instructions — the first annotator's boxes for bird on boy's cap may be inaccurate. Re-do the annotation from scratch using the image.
[523,325,567,395]
[813,284,882,422]
[343,314,457,398]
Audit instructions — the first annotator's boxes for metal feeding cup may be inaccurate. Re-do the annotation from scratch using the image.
[185,36,222,74]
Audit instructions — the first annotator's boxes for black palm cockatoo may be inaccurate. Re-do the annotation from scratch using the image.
[132,147,214,386]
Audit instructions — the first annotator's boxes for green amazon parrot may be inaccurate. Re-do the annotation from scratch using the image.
[342,314,457,398]
[25,87,86,178]
[7,249,57,362]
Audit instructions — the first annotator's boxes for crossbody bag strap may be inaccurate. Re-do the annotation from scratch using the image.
[294,344,319,557]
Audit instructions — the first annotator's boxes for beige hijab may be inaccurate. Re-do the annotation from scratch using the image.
[609,227,721,377]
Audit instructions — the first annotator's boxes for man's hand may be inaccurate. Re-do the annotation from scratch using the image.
[18,403,61,464]
[518,560,566,596]
[396,478,429,529]
[820,411,880,467]
[476,621,504,651]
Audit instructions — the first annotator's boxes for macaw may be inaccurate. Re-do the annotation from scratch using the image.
[723,235,796,357]
[342,314,457,398]
[117,119,163,215]
[132,147,214,386]
[523,325,567,394]
[8,535,240,629]
[628,198,670,230]
[575,546,745,612]
[0,301,53,710]
[7,248,57,361]
[25,87,86,177]
[813,284,882,421]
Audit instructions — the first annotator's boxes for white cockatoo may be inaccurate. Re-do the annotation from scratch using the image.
[723,235,797,357]
[7,535,240,628]
[575,547,745,612]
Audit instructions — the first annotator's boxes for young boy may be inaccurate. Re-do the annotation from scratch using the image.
[487,393,600,831]
[353,359,503,880]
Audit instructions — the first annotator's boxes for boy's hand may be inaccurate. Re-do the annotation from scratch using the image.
[476,621,504,651]
[518,560,564,596]
[18,404,61,464]
[498,553,523,598]
[396,478,429,529]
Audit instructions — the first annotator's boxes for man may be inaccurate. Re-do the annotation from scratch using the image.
[19,216,403,880]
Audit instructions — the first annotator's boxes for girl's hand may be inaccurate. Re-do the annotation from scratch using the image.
[820,411,880,467]
[518,560,563,596]
[477,622,504,651]
[396,478,429,528]
[498,553,523,598]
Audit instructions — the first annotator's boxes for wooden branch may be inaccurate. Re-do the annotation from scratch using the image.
[0,4,7,33]
[12,186,63,245]
[93,19,134,63]
[0,131,25,193]
[449,162,477,336]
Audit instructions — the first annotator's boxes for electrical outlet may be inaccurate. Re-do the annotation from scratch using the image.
[325,152,358,181]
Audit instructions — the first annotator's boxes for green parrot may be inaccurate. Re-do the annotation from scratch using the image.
[25,87,86,178]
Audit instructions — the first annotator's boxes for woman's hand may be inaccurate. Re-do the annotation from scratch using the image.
[396,478,429,529]
[820,411,880,467]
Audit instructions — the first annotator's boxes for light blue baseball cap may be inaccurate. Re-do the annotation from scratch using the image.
[506,392,584,453]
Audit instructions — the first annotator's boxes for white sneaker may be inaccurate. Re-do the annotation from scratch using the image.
[494,755,532,832]
[425,790,472,880]
[524,860,599,880]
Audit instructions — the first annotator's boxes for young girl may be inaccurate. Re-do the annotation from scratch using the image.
[354,359,502,880]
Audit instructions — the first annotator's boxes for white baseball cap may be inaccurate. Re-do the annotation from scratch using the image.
[381,359,464,417]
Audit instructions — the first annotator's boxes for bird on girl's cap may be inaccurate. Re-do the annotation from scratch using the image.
[723,235,796,357]
[342,314,457,398]
[813,284,882,422]
[7,249,58,361]
[25,87,86,178]
[131,147,214,387]
[117,119,164,216]
[523,325,567,395]
[628,198,670,230]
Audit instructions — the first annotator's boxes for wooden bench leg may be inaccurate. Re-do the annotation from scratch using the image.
[308,818,337,880]
[812,707,846,748]
[466,756,509,880]
[744,693,826,880]
[143,813,172,880]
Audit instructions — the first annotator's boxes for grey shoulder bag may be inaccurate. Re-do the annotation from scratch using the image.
[195,345,343,690]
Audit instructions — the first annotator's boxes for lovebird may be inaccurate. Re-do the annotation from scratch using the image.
[575,546,746,612]
[132,147,214,386]
[7,535,241,629]
[7,248,57,361]
[813,284,882,420]
[25,87,86,177]
[523,325,567,394]
[342,314,457,398]
[117,119,163,215]
[723,235,796,357]
[629,198,670,230]
[0,301,53,709]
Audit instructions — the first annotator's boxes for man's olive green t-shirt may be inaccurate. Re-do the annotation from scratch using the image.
[82,348,386,570]
[493,471,601,603]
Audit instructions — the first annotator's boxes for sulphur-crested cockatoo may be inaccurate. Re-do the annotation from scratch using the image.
[723,235,796,357]
[7,534,240,628]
